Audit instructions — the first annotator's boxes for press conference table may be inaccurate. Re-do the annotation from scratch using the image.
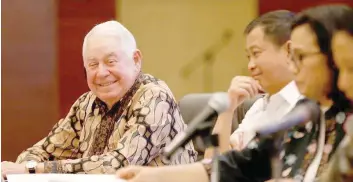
[4,174,125,182]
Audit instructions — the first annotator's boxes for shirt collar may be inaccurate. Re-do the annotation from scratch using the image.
[92,72,144,113]
[264,81,303,107]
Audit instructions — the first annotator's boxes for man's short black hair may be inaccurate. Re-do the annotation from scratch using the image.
[244,10,296,47]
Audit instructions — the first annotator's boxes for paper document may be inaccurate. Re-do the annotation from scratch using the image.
[6,174,126,182]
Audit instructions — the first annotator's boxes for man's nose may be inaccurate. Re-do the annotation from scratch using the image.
[247,59,256,71]
[96,64,110,77]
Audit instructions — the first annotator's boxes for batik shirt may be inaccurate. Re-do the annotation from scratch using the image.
[281,107,351,181]
[16,73,197,174]
[216,104,351,182]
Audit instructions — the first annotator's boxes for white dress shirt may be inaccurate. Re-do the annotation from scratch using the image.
[230,81,303,150]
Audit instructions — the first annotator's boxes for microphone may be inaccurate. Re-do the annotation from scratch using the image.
[163,92,230,159]
[255,98,321,136]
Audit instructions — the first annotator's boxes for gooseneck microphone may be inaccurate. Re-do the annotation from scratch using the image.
[163,92,230,159]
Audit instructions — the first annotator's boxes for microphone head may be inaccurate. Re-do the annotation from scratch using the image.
[208,92,230,114]
[254,98,321,136]
[295,98,321,122]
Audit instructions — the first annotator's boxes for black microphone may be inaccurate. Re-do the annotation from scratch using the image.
[163,92,230,159]
[255,98,321,136]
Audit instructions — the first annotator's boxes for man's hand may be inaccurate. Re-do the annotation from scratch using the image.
[116,166,161,182]
[228,76,263,111]
[1,161,26,178]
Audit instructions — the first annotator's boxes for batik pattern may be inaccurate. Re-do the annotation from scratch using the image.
[16,74,197,174]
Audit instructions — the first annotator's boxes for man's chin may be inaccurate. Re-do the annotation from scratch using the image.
[96,92,122,102]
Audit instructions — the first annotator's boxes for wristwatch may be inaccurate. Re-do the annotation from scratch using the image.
[25,161,38,174]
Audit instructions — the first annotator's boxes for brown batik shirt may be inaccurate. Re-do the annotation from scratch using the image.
[16,73,197,174]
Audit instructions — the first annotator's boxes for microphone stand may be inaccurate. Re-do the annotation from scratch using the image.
[195,120,220,182]
[270,132,285,182]
[210,134,220,182]
[253,131,285,182]
[180,30,233,92]
[164,118,220,182]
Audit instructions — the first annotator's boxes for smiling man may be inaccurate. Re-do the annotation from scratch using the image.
[1,21,196,176]
[204,10,302,158]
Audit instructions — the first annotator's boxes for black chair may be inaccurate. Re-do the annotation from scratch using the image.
[178,92,261,160]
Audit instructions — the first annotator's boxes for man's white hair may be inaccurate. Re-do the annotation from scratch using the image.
[82,20,137,59]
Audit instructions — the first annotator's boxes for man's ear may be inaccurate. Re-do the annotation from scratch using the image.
[280,40,292,66]
[283,40,299,75]
[83,67,87,80]
[283,40,292,58]
[133,49,142,71]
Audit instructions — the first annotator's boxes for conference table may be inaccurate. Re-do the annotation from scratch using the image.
[3,174,125,182]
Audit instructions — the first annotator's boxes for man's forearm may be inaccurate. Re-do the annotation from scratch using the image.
[39,151,127,174]
[154,163,209,182]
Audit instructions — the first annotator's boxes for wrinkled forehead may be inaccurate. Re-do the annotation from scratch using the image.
[84,34,123,53]
[245,26,282,51]
[245,26,266,49]
[86,30,123,44]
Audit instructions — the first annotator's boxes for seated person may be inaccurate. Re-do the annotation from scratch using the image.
[332,8,353,105]
[1,20,196,176]
[321,9,353,182]
[204,10,302,158]
[115,4,353,182]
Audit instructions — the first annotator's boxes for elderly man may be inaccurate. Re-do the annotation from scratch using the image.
[1,21,196,175]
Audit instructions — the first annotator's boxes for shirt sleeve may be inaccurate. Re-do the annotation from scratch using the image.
[42,85,188,174]
[218,138,273,182]
[16,93,88,164]
[230,98,264,150]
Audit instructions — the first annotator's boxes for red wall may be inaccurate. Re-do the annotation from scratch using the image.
[2,0,58,161]
[57,0,116,117]
[259,0,353,14]
[2,0,116,161]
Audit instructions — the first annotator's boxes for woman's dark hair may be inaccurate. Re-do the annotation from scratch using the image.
[291,4,353,112]
[335,6,353,35]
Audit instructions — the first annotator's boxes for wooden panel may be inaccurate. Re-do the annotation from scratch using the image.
[1,0,58,161]
[57,0,116,117]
